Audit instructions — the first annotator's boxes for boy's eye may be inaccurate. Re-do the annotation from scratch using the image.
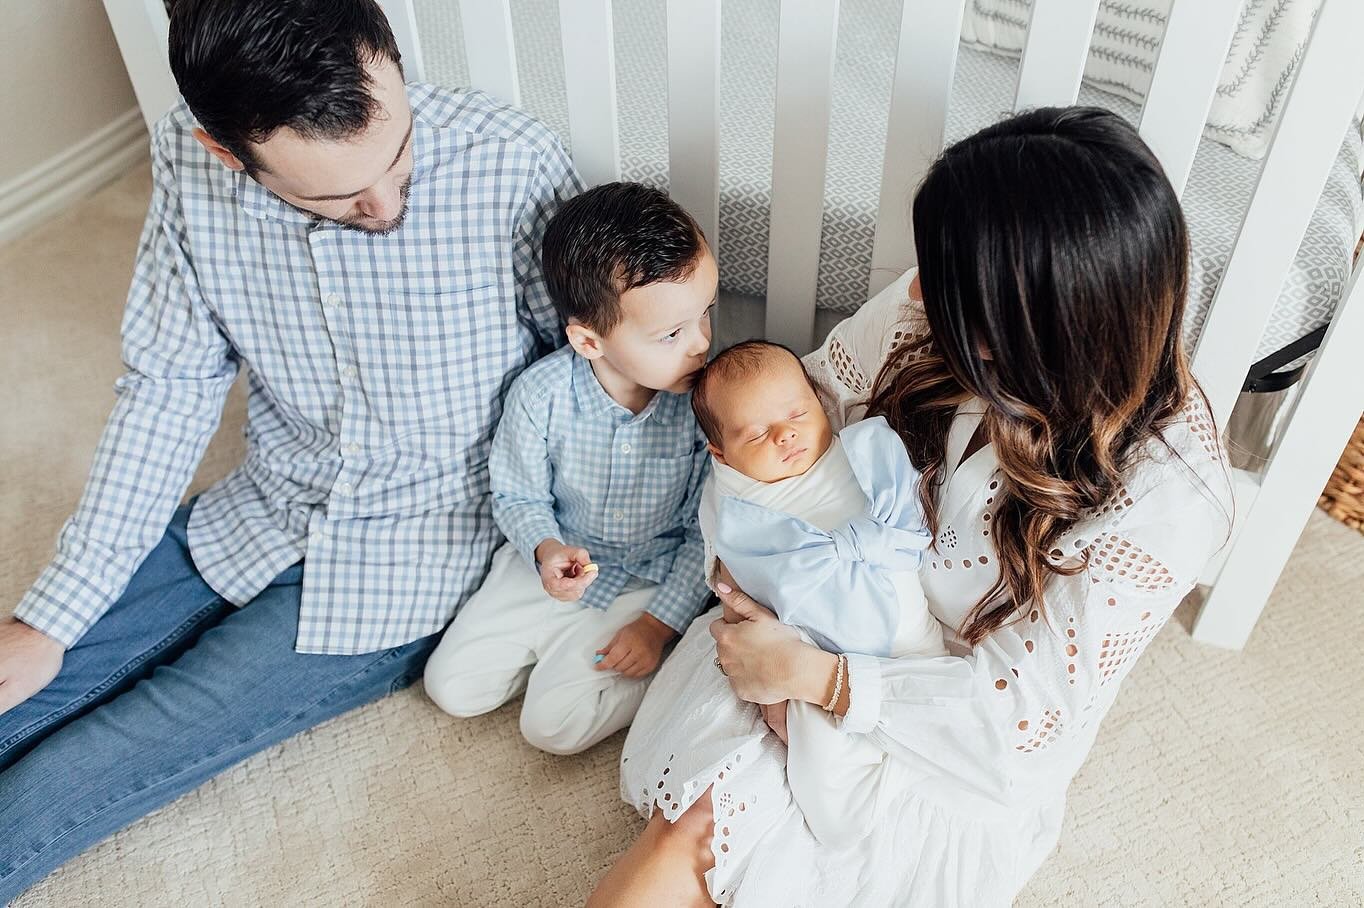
[661,328,682,343]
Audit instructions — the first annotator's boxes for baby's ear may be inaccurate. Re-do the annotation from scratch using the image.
[565,322,603,360]
[706,442,726,464]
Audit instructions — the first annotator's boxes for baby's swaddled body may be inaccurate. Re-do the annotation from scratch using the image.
[700,416,947,847]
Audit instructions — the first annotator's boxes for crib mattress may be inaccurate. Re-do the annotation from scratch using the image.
[415,0,1362,363]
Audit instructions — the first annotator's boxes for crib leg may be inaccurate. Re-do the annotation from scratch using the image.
[1191,266,1364,650]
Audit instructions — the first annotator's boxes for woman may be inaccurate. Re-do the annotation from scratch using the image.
[590,107,1232,906]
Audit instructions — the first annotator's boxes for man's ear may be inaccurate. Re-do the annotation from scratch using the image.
[706,442,726,465]
[192,127,247,173]
[565,322,604,360]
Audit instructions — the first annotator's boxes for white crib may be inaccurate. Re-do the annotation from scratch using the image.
[101,0,1364,651]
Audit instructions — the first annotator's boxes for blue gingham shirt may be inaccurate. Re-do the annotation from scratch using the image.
[490,346,712,632]
[16,85,582,655]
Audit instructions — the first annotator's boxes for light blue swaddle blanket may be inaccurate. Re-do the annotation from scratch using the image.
[713,416,932,657]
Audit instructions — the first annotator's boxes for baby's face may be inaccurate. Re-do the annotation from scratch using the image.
[709,356,833,482]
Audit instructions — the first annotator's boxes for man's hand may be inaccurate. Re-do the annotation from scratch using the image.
[535,538,598,602]
[594,613,676,679]
[0,617,65,715]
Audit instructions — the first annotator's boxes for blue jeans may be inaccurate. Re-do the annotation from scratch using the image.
[0,505,440,902]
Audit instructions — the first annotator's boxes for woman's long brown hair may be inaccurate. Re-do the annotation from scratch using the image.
[869,107,1198,646]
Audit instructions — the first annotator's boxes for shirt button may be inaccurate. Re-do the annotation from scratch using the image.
[613,509,625,521]
[341,365,358,379]
[620,443,632,454]
[338,482,354,496]
[344,443,361,455]
[325,292,341,307]
[309,530,325,542]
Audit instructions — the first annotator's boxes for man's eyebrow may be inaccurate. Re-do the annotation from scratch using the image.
[295,117,414,202]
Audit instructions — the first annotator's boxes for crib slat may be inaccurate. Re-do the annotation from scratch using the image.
[868,0,967,297]
[766,0,840,353]
[1192,0,1364,428]
[376,0,427,83]
[1138,0,1243,196]
[1013,0,1102,110]
[101,0,177,129]
[1192,257,1364,649]
[559,0,622,186]
[457,0,519,105]
[665,0,721,248]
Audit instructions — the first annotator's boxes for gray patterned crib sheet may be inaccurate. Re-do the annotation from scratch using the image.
[414,0,1362,363]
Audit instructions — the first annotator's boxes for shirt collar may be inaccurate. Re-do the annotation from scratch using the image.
[570,352,690,426]
[235,86,437,225]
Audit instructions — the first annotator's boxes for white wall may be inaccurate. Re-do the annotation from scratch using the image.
[0,0,147,242]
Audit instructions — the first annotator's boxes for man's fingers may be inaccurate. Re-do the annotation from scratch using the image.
[0,679,20,715]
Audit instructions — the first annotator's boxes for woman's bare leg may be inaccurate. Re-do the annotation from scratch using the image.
[588,789,716,907]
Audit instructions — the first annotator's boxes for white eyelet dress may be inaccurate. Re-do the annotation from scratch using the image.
[618,268,1233,907]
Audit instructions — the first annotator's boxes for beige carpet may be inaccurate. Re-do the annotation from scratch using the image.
[3,163,1362,907]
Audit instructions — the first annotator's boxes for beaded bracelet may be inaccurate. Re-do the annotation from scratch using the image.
[823,653,846,712]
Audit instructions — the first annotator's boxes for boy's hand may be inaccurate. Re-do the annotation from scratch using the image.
[535,538,598,602]
[594,613,676,679]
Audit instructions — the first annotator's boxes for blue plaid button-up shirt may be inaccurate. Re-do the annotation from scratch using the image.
[16,85,583,655]
[490,347,712,632]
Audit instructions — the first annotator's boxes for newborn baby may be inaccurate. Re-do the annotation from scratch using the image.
[691,340,947,847]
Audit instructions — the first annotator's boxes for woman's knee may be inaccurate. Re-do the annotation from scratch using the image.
[656,790,716,861]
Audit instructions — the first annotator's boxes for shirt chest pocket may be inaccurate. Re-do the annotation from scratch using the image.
[356,282,503,434]
[634,453,695,533]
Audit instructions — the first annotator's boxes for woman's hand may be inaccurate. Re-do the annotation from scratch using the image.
[710,580,826,706]
[760,701,790,744]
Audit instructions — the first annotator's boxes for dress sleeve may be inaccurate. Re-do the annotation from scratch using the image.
[802,269,928,431]
[839,457,1230,807]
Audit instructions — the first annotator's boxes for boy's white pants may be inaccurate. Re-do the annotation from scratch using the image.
[424,542,656,755]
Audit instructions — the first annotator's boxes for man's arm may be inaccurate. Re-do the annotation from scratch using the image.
[510,137,583,355]
[11,127,238,653]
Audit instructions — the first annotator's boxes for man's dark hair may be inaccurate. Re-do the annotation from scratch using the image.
[692,340,812,446]
[168,0,403,173]
[541,182,707,335]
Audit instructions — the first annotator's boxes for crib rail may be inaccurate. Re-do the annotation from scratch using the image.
[95,0,1364,651]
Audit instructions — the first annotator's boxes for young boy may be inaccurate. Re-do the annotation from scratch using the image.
[424,182,717,755]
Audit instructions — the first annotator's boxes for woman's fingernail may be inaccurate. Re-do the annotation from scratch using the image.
[716,582,732,594]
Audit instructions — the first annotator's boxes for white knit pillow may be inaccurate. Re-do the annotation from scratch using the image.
[959,0,1323,159]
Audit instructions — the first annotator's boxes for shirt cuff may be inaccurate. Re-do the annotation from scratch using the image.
[644,585,706,634]
[838,652,883,735]
[13,556,113,649]
[498,511,562,569]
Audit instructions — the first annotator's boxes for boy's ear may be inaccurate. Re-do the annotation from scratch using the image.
[565,322,604,360]
[706,442,726,465]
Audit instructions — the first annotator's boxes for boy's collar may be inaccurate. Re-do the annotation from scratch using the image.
[570,352,689,424]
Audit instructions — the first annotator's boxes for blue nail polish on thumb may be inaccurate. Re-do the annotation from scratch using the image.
[593,654,605,664]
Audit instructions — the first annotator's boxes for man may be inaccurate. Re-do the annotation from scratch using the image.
[0,0,580,897]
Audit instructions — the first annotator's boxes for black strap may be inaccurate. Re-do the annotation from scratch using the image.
[1241,325,1328,393]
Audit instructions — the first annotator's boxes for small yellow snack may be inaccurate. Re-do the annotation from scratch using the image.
[581,562,600,574]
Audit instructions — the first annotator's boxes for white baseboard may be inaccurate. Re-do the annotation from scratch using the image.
[0,108,149,246]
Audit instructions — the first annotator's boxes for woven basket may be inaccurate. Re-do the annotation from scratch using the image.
[1320,415,1364,532]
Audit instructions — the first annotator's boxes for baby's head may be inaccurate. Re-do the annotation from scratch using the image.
[542,182,717,394]
[692,341,834,482]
